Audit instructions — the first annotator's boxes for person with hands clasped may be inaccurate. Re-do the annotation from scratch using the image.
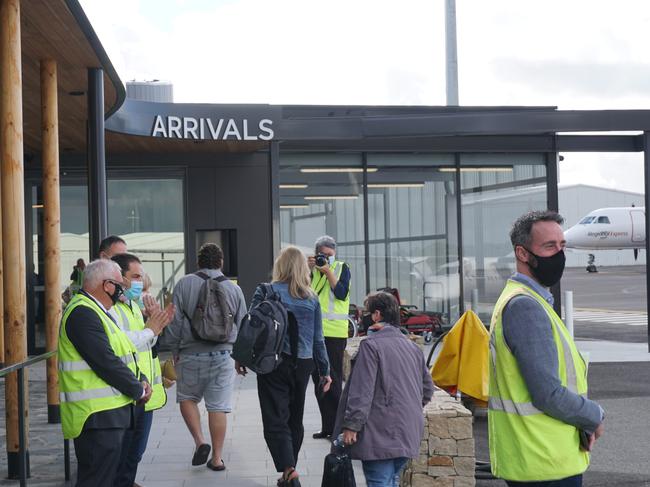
[111,253,174,487]
[238,246,331,487]
[308,235,351,440]
[57,259,153,487]
[488,211,605,486]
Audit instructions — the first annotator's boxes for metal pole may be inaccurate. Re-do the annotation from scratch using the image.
[471,288,479,313]
[87,68,107,259]
[17,368,26,487]
[547,151,562,315]
[445,0,459,106]
[564,290,574,339]
[643,132,650,352]
[362,153,371,295]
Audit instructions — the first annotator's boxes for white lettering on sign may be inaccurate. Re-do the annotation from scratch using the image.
[151,115,275,140]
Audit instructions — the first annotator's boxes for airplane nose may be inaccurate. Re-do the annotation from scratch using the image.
[564,227,576,247]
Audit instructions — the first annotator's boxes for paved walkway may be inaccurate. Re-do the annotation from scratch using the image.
[1,335,649,486]
[136,370,366,487]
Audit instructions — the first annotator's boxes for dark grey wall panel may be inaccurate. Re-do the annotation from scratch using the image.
[185,153,272,302]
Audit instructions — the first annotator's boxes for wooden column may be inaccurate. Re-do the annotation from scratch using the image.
[41,59,61,424]
[0,0,29,477]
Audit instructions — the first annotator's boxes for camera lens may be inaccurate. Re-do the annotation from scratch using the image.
[316,254,327,266]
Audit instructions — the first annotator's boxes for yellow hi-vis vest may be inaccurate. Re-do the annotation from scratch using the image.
[114,301,167,412]
[311,260,350,338]
[58,293,139,440]
[488,279,589,481]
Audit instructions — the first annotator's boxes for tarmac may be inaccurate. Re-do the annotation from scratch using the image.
[0,265,649,486]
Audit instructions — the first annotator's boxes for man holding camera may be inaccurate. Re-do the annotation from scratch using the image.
[309,235,351,439]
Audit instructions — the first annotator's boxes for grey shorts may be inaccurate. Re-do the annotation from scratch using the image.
[175,350,235,412]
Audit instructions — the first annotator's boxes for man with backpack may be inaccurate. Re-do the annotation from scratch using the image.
[159,243,247,472]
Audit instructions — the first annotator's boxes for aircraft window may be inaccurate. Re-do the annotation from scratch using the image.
[579,216,595,224]
[597,216,611,224]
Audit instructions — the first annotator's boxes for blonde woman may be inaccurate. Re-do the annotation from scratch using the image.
[237,246,331,487]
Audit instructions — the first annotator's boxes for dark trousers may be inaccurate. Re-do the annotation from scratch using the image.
[257,357,314,472]
[311,337,346,433]
[506,474,582,487]
[74,428,125,487]
[115,406,153,487]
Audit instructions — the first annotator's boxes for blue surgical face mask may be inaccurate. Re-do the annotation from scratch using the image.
[124,280,144,301]
[328,255,335,265]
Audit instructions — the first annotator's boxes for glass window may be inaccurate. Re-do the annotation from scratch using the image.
[579,216,595,224]
[30,177,186,350]
[279,153,366,308]
[366,154,460,324]
[107,178,185,300]
[460,153,547,324]
[597,216,610,224]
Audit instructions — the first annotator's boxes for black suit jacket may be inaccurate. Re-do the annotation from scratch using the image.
[65,293,144,431]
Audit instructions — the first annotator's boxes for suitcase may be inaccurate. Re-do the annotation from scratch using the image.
[321,450,356,487]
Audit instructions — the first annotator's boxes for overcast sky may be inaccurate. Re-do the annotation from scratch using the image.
[79,0,649,194]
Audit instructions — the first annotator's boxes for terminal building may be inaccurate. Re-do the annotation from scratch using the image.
[3,0,650,476]
[17,1,650,358]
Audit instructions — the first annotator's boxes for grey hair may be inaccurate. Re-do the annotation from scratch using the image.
[82,259,121,289]
[510,210,564,249]
[314,235,336,253]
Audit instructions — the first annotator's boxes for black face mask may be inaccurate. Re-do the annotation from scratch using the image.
[104,280,124,305]
[525,248,566,287]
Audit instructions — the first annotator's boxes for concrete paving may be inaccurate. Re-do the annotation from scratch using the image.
[0,363,366,487]
[135,371,366,487]
[1,265,649,486]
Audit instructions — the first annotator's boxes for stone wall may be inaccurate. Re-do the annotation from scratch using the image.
[343,336,476,487]
[400,389,475,487]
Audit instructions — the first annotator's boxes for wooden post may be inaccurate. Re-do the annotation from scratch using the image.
[41,59,61,424]
[0,0,29,477]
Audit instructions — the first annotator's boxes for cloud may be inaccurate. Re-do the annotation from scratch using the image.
[490,59,650,99]
[78,0,650,193]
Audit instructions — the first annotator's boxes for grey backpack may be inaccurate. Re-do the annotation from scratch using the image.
[184,272,234,343]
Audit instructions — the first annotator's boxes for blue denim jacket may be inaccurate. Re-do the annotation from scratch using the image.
[250,282,330,376]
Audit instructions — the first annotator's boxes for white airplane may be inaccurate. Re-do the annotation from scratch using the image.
[564,207,646,257]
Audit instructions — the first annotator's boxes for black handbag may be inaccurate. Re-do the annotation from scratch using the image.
[321,448,356,487]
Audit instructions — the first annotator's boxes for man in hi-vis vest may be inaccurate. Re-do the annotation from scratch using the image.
[489,211,604,486]
[58,259,152,487]
[111,253,174,487]
[309,235,351,439]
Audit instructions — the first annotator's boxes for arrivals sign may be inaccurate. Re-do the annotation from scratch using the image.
[151,115,274,141]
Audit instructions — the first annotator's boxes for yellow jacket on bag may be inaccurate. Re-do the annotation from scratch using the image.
[488,279,589,482]
[114,301,167,411]
[58,293,139,440]
[431,310,489,403]
[311,260,350,338]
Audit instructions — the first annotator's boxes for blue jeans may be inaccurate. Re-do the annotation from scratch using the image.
[362,457,409,487]
[115,407,154,487]
[506,474,582,487]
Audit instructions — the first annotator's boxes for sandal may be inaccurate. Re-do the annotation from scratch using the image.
[191,443,211,466]
[206,458,226,471]
[277,467,301,487]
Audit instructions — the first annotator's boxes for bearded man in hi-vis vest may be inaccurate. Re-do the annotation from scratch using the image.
[309,235,351,439]
[489,211,605,487]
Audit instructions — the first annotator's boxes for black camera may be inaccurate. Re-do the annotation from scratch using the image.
[315,253,328,267]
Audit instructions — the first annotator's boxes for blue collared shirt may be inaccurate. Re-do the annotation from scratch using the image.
[510,272,553,305]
